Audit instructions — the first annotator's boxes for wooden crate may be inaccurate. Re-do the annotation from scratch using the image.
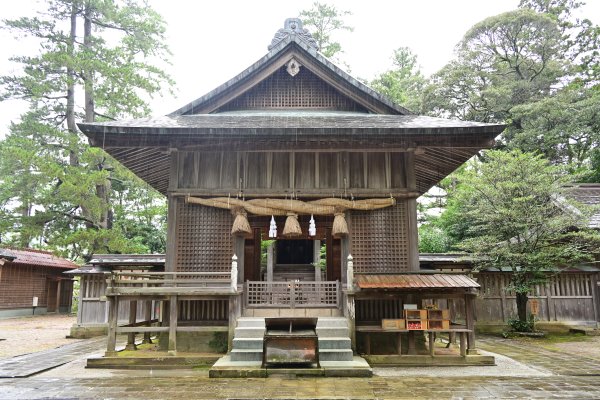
[406,320,427,330]
[404,309,427,320]
[427,309,450,320]
[381,319,406,330]
[427,319,450,330]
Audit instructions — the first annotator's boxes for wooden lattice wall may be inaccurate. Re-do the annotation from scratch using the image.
[175,201,234,272]
[217,66,368,112]
[349,201,410,273]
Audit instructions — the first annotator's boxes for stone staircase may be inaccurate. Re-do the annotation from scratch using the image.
[229,317,353,363]
[229,317,265,362]
[316,317,354,362]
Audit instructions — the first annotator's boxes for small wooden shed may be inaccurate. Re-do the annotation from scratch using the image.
[0,248,75,318]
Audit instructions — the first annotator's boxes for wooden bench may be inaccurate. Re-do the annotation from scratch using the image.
[355,325,472,357]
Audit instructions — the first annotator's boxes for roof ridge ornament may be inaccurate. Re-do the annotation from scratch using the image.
[268,18,318,51]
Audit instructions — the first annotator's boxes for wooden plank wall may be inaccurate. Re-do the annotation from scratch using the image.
[0,265,68,309]
[475,272,600,324]
[175,151,408,196]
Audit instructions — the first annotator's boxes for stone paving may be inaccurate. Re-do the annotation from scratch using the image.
[1,334,600,399]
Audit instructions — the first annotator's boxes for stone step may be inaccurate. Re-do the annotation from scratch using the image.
[318,349,354,362]
[232,338,264,350]
[318,337,351,350]
[234,327,266,338]
[229,349,263,362]
[236,318,266,328]
[316,327,348,337]
[316,317,349,328]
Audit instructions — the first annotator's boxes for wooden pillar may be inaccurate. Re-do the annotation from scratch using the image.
[143,300,153,344]
[234,237,245,284]
[126,300,138,350]
[76,276,84,324]
[55,279,62,313]
[465,293,477,355]
[313,240,321,281]
[592,273,600,328]
[267,243,274,283]
[165,195,178,273]
[168,295,177,356]
[407,331,416,355]
[404,151,419,271]
[428,331,435,357]
[105,296,119,356]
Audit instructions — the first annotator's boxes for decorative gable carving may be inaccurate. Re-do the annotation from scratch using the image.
[215,65,369,112]
[269,18,318,51]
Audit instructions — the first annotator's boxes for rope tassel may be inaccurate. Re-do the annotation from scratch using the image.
[332,212,349,238]
[231,207,251,236]
[282,212,302,237]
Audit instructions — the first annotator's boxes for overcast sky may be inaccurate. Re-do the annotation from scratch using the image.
[1,0,599,138]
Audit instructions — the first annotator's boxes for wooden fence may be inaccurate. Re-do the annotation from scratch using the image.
[475,272,600,324]
[245,281,340,308]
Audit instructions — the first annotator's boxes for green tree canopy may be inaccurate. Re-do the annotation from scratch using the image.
[451,150,600,323]
[370,47,426,112]
[299,1,353,59]
[0,0,172,261]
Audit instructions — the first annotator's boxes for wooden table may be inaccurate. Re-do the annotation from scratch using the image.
[355,326,472,356]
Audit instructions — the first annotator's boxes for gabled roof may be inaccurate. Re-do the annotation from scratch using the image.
[77,18,505,196]
[169,19,410,116]
[0,248,77,270]
[566,184,600,229]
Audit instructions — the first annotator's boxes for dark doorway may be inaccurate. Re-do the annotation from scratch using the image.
[276,240,314,264]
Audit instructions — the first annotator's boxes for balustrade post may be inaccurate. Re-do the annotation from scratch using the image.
[346,254,354,290]
[231,254,238,292]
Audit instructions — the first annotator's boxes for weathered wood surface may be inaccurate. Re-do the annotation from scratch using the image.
[175,150,411,195]
[475,272,599,324]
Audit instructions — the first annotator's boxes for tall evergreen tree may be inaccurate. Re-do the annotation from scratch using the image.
[0,0,172,260]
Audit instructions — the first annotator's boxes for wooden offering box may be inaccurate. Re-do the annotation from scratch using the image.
[427,309,450,330]
[405,309,427,330]
[404,309,427,320]
[407,320,427,330]
[381,319,406,330]
[427,309,450,320]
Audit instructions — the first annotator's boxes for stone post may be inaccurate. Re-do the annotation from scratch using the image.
[346,254,354,290]
[231,254,238,292]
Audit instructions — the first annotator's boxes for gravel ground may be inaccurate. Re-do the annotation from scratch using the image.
[0,314,83,359]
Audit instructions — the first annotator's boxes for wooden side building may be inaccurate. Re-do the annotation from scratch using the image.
[78,19,504,368]
[0,248,75,318]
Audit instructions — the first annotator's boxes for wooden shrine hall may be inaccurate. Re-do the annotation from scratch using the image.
[78,18,504,374]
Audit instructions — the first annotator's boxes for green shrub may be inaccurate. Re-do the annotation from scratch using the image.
[507,316,535,332]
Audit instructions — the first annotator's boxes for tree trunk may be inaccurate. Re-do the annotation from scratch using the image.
[84,1,112,232]
[66,2,78,167]
[516,291,529,323]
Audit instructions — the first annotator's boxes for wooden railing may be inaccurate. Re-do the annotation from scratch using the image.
[105,271,234,296]
[245,281,340,308]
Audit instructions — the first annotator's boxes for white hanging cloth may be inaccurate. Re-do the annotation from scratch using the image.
[308,214,316,236]
[269,215,278,238]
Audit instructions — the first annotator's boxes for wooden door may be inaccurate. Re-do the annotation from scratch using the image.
[47,280,58,312]
[244,228,262,281]
[325,228,342,281]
